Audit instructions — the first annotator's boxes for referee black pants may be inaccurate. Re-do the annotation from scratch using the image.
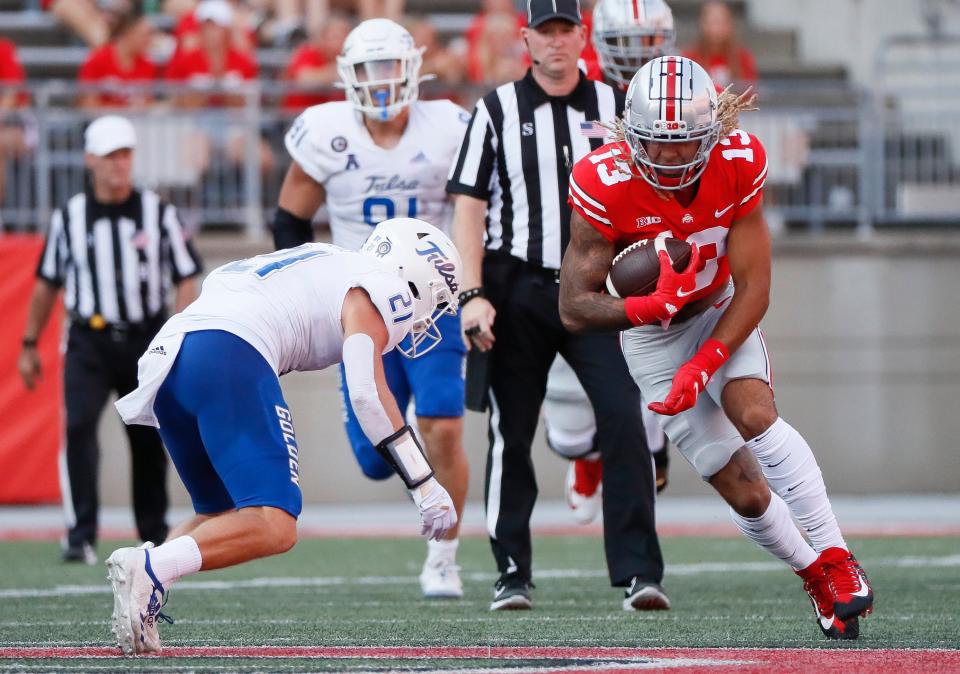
[481,254,664,587]
[63,323,169,549]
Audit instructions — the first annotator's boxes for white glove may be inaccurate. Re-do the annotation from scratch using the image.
[410,477,458,541]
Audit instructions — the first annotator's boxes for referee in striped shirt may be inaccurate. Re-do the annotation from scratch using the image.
[18,115,202,564]
[447,0,665,611]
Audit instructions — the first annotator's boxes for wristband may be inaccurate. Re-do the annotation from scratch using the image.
[694,338,730,376]
[374,425,435,490]
[458,287,484,308]
[272,207,313,250]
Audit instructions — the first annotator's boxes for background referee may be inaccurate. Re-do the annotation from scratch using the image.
[17,115,202,564]
[447,0,666,611]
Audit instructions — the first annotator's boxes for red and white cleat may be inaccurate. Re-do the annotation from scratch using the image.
[820,546,874,620]
[796,558,859,640]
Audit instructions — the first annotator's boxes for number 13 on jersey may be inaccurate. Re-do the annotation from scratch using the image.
[362,196,418,226]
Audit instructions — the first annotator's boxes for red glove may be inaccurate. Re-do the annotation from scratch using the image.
[624,245,701,327]
[648,338,730,416]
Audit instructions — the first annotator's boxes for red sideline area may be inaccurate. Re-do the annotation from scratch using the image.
[2,646,958,673]
[0,235,63,504]
[3,522,960,541]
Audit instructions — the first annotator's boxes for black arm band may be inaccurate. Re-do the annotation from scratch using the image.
[459,287,484,308]
[374,425,435,490]
[272,207,313,251]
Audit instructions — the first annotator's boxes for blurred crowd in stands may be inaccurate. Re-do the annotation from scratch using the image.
[3,0,757,102]
[0,0,757,212]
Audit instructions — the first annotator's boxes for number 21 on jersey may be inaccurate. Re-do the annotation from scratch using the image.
[363,196,418,226]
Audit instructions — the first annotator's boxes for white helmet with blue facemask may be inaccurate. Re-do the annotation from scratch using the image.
[337,19,431,122]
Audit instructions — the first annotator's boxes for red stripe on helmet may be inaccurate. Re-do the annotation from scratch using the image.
[665,57,678,122]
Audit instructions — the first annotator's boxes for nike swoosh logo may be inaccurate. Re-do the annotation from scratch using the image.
[851,571,871,597]
[715,203,735,218]
[676,287,697,298]
[764,453,791,468]
[786,481,805,493]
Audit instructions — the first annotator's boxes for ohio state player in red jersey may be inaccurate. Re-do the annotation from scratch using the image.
[560,55,874,640]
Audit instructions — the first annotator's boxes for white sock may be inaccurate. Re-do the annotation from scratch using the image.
[426,538,458,565]
[147,535,203,588]
[730,493,818,571]
[746,418,847,553]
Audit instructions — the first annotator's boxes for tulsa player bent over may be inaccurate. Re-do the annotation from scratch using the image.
[107,219,462,655]
[272,19,470,598]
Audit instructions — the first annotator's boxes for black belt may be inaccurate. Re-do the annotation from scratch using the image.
[71,314,166,339]
[485,251,560,285]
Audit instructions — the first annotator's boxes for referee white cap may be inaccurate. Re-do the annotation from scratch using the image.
[84,115,137,157]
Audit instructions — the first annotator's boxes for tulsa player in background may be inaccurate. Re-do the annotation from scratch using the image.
[546,0,675,524]
[271,18,470,598]
[108,219,461,655]
[560,56,874,639]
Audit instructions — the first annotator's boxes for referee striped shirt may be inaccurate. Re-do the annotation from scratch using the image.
[36,188,202,325]
[447,69,623,270]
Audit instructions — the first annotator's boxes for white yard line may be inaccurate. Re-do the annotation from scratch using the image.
[2,554,959,600]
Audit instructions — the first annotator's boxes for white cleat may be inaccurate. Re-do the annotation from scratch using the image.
[419,557,464,599]
[105,545,170,655]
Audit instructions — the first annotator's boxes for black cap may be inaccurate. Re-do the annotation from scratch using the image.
[527,0,582,28]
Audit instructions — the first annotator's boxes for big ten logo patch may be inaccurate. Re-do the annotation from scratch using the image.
[275,406,300,487]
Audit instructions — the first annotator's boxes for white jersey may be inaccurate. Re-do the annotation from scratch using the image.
[171,244,412,374]
[285,99,470,251]
[115,244,414,427]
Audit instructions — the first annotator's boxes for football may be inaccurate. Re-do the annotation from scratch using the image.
[604,237,692,298]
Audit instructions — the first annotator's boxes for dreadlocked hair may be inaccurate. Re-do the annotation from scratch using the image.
[716,84,758,135]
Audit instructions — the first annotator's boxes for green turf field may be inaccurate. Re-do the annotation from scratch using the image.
[1,535,957,672]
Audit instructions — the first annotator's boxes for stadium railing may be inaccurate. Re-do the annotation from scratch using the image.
[1,77,958,238]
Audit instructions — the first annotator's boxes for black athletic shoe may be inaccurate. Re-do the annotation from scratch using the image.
[490,572,534,611]
[62,542,97,566]
[622,577,670,611]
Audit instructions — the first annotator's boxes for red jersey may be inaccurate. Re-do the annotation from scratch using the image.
[79,44,157,106]
[0,38,28,106]
[282,45,336,110]
[165,47,258,106]
[174,11,257,54]
[567,129,768,303]
[165,47,258,83]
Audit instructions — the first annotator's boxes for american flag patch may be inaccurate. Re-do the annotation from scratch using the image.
[580,121,608,138]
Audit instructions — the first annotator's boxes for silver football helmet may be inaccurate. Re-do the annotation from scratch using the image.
[360,218,462,359]
[337,19,429,122]
[592,0,676,89]
[623,56,721,190]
